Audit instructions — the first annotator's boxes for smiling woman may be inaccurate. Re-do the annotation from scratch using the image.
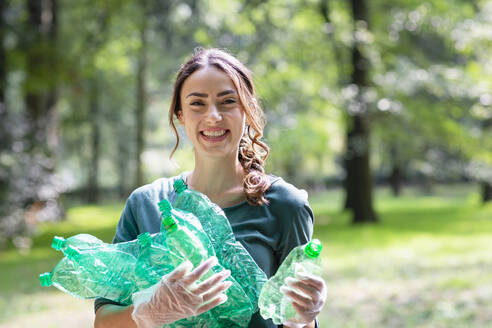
[93,48,325,328]
[169,49,271,207]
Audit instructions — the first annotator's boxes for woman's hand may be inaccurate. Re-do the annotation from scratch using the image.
[280,272,327,328]
[131,256,232,328]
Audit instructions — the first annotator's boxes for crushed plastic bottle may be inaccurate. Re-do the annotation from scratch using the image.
[259,239,323,325]
[40,245,138,304]
[159,199,254,328]
[134,232,184,289]
[39,257,84,297]
[64,245,138,304]
[160,199,210,268]
[51,234,104,252]
[173,178,267,311]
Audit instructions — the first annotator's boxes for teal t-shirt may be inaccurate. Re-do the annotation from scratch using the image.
[95,173,315,328]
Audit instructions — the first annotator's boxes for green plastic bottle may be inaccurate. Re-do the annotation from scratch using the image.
[258,239,323,325]
[173,178,267,310]
[39,246,136,304]
[134,232,184,289]
[63,245,138,304]
[39,257,84,297]
[160,199,211,268]
[51,234,104,252]
[159,199,254,328]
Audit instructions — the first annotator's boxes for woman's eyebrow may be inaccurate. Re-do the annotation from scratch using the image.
[186,92,207,98]
[217,90,236,97]
[185,90,236,98]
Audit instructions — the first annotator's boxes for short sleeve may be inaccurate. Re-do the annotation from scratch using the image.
[266,177,315,269]
[113,193,140,243]
[276,198,314,266]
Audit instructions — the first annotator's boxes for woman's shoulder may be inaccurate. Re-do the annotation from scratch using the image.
[127,173,186,203]
[266,175,310,210]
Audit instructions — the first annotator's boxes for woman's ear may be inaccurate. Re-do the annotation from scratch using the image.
[177,110,184,125]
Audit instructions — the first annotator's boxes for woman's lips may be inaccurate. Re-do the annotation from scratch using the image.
[200,129,230,142]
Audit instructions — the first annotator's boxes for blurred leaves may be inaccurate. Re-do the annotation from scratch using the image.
[2,0,492,247]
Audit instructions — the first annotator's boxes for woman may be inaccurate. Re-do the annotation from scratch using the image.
[94,48,326,328]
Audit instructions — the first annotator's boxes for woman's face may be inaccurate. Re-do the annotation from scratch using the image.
[178,65,246,159]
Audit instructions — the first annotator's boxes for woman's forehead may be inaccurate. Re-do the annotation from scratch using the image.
[181,66,237,95]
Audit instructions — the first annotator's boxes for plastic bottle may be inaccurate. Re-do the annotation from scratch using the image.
[64,245,138,304]
[39,257,84,297]
[39,246,136,304]
[173,178,267,310]
[134,232,184,289]
[159,199,211,268]
[159,199,254,328]
[259,239,323,325]
[51,234,104,252]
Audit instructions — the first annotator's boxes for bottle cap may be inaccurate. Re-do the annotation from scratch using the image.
[162,215,177,232]
[39,272,53,286]
[173,179,188,193]
[304,239,322,258]
[65,245,81,260]
[138,232,152,247]
[51,236,66,250]
[158,199,172,217]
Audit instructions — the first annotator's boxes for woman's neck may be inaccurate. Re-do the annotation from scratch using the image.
[187,152,245,199]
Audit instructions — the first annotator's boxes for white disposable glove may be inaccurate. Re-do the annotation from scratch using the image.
[280,272,327,328]
[131,256,232,328]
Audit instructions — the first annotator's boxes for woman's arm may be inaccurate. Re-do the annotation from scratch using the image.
[94,304,136,328]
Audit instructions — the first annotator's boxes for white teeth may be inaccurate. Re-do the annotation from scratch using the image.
[203,130,226,137]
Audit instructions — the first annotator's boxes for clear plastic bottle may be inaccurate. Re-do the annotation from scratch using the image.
[39,257,84,297]
[159,199,254,327]
[64,245,137,304]
[39,245,137,304]
[259,239,323,325]
[134,232,184,289]
[173,178,267,310]
[51,234,104,252]
[160,199,210,268]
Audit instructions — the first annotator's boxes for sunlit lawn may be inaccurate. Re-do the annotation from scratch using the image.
[1,184,491,327]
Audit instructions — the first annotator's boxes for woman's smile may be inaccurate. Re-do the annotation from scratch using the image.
[200,128,230,142]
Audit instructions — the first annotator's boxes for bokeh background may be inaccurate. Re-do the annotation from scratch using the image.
[1,0,492,327]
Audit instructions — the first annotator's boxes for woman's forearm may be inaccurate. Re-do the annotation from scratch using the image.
[94,304,137,328]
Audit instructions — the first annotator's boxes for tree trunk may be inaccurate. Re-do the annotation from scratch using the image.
[117,135,130,198]
[87,79,100,203]
[389,145,403,196]
[23,0,62,217]
[482,182,492,203]
[0,0,9,213]
[344,0,378,223]
[25,0,58,155]
[389,165,402,196]
[135,18,148,188]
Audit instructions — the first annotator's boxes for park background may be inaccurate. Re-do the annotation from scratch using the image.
[1,0,492,327]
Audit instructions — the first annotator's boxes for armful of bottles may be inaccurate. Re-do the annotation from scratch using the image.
[38,178,324,327]
[39,195,255,327]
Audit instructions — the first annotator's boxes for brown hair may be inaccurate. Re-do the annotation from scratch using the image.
[168,48,270,205]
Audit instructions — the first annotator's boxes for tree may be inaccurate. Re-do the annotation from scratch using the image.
[0,0,9,222]
[343,0,378,223]
[134,2,150,188]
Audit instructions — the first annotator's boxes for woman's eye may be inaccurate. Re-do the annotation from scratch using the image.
[223,98,236,104]
[190,101,203,106]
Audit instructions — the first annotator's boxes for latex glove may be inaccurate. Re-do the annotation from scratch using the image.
[280,272,327,328]
[131,256,232,328]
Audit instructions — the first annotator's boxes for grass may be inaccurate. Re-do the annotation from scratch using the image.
[1,184,492,327]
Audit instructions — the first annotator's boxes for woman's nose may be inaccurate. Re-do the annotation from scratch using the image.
[206,104,222,122]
